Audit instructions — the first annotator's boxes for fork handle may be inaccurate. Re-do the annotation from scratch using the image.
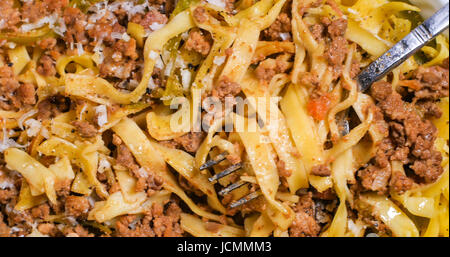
[357,2,449,92]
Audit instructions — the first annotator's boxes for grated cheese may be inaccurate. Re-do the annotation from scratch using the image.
[0,180,14,190]
[147,77,158,90]
[155,55,165,69]
[148,50,159,60]
[0,127,26,153]
[7,42,17,49]
[40,127,50,139]
[206,0,226,9]
[122,32,131,42]
[213,55,226,66]
[175,55,187,69]
[149,22,165,31]
[279,32,290,41]
[17,109,38,130]
[137,167,149,178]
[20,14,57,32]
[76,43,84,56]
[164,59,174,76]
[93,39,105,64]
[24,119,42,137]
[98,157,111,173]
[95,105,108,127]
[180,69,192,90]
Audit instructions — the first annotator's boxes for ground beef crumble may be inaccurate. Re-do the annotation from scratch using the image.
[71,120,98,138]
[113,134,164,196]
[262,12,292,41]
[255,55,290,82]
[184,29,212,56]
[115,201,183,237]
[211,76,242,101]
[310,164,331,177]
[357,77,447,194]
[0,67,36,111]
[65,196,90,218]
[289,193,321,237]
[173,132,206,153]
[0,0,21,31]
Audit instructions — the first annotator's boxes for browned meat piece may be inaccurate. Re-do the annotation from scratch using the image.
[37,223,58,236]
[184,29,212,56]
[113,39,138,60]
[193,6,208,23]
[98,46,136,80]
[37,55,57,77]
[310,24,325,41]
[31,203,50,220]
[410,150,443,183]
[71,120,98,138]
[325,36,347,67]
[115,214,155,237]
[0,0,21,31]
[16,83,36,105]
[173,132,206,153]
[62,224,94,237]
[311,164,331,177]
[412,66,449,101]
[417,101,443,119]
[114,136,164,195]
[358,165,391,193]
[390,172,413,194]
[65,196,90,218]
[313,188,337,200]
[212,76,241,101]
[116,144,139,172]
[38,38,57,50]
[152,202,183,237]
[21,0,68,23]
[0,188,16,205]
[262,13,292,41]
[115,202,183,237]
[276,159,292,177]
[0,66,19,94]
[0,66,21,110]
[37,95,71,120]
[63,7,89,45]
[289,193,320,237]
[255,55,290,82]
[308,17,349,78]
[350,59,360,78]
[327,18,347,38]
[130,9,168,29]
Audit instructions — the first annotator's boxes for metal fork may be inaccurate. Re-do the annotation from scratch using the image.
[202,152,261,208]
[203,3,449,208]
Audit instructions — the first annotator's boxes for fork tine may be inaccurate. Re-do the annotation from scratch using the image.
[218,180,248,196]
[199,151,229,171]
[229,191,261,208]
[208,163,242,182]
[337,109,350,136]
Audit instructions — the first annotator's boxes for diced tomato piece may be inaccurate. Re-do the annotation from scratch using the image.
[307,94,331,120]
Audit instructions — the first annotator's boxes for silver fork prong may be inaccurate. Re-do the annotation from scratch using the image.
[229,191,261,208]
[339,114,350,137]
[208,163,242,182]
[218,180,248,196]
[200,151,229,171]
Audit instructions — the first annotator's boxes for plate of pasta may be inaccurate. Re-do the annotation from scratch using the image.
[0,0,448,237]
